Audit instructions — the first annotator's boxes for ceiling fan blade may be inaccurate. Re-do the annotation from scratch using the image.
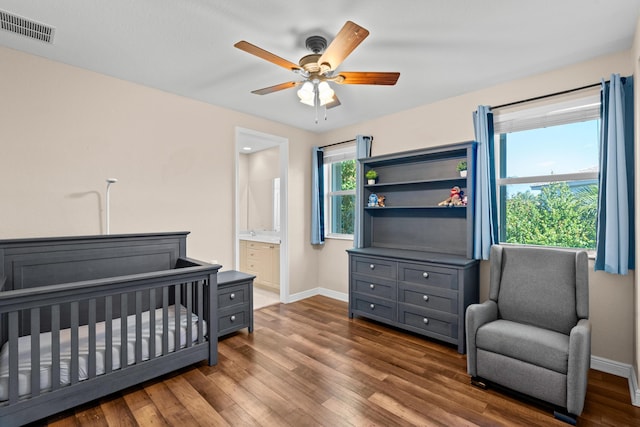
[318,21,369,71]
[325,95,341,109]
[336,72,400,85]
[234,41,301,72]
[251,81,300,95]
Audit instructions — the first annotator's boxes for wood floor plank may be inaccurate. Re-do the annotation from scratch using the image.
[34,296,640,426]
[99,396,137,427]
[164,375,230,426]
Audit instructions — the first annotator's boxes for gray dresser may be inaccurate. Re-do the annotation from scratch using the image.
[348,142,479,353]
[217,270,255,336]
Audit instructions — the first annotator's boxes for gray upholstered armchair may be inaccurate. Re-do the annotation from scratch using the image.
[466,245,590,424]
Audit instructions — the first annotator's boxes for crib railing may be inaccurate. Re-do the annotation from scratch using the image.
[0,262,218,406]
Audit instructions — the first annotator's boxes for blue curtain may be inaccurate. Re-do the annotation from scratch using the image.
[595,74,635,274]
[354,135,372,248]
[311,146,325,245]
[472,106,499,260]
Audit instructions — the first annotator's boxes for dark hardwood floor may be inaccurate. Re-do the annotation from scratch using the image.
[37,296,640,426]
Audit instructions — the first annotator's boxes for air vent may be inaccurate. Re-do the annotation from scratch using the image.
[0,9,54,43]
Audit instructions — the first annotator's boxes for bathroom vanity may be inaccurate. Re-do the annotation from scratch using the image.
[239,232,280,292]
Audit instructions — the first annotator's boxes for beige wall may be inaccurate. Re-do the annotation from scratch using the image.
[317,50,637,365]
[633,15,640,387]
[0,46,319,298]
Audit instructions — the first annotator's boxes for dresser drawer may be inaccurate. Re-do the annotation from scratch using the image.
[352,292,395,322]
[398,262,457,290]
[351,256,396,279]
[398,283,458,314]
[352,274,396,299]
[398,303,458,339]
[218,282,250,310]
[218,308,249,335]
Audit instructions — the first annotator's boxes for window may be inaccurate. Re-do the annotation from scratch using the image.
[323,144,356,238]
[494,93,600,250]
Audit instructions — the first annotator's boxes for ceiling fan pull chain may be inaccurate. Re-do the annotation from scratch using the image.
[314,86,319,124]
[324,105,328,121]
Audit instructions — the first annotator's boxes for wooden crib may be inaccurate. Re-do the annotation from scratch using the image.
[0,232,220,426]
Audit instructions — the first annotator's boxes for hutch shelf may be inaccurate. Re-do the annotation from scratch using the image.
[347,141,479,353]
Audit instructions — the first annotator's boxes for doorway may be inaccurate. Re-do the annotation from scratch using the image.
[235,127,288,305]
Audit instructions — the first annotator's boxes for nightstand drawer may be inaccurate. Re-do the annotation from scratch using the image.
[398,262,457,290]
[398,304,458,339]
[398,283,458,314]
[218,282,250,310]
[352,274,396,299]
[352,256,396,279]
[352,293,395,322]
[218,308,249,335]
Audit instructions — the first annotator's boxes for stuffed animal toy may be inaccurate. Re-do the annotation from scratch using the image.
[377,195,386,207]
[438,186,464,207]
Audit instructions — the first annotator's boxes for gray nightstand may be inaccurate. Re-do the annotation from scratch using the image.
[217,270,255,336]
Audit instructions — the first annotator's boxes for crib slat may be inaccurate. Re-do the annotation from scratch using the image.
[70,301,79,384]
[8,311,19,403]
[121,293,128,370]
[135,291,142,364]
[186,282,192,348]
[105,296,112,374]
[174,285,181,352]
[88,298,96,378]
[197,280,204,343]
[51,304,61,391]
[162,287,169,356]
[30,308,41,397]
[149,288,156,360]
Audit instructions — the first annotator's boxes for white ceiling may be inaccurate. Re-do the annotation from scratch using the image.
[1,0,639,133]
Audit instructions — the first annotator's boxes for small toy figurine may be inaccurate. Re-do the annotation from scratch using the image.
[438,186,465,207]
[368,193,378,207]
[377,195,386,207]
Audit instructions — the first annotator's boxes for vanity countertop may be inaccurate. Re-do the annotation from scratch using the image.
[239,232,281,244]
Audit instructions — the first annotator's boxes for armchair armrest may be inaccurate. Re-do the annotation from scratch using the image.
[465,300,498,376]
[567,318,591,415]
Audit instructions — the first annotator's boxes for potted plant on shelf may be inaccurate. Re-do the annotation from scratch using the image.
[366,169,378,185]
[457,160,468,177]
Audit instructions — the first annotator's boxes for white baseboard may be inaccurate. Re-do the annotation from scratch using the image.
[589,356,639,406]
[282,292,640,407]
[285,287,348,304]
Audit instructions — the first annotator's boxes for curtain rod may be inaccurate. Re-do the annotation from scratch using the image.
[320,136,374,149]
[491,81,602,110]
[320,138,356,149]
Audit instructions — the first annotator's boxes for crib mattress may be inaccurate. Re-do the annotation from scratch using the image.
[0,305,206,401]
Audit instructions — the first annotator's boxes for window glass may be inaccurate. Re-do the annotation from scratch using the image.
[324,148,356,238]
[495,97,600,250]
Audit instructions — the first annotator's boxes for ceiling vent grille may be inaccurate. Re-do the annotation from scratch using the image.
[0,9,54,43]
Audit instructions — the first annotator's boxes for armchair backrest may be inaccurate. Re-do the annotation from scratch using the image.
[489,245,589,335]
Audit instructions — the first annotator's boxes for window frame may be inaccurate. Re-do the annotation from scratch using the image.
[323,144,357,240]
[493,92,601,250]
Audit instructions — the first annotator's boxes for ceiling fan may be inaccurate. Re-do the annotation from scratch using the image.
[234,21,400,121]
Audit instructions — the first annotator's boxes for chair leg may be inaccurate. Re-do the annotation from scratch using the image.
[470,377,488,389]
[553,409,577,425]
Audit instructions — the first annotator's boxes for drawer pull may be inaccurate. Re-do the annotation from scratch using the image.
[230,293,236,300]
[423,295,429,302]
[423,318,429,324]
[423,272,429,278]
[369,264,375,270]
[369,304,375,310]
[370,284,375,290]
[230,315,236,322]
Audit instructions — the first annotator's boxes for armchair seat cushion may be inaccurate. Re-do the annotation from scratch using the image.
[476,319,569,374]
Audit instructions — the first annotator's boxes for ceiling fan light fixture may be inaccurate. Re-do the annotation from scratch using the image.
[318,81,335,106]
[297,81,315,106]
